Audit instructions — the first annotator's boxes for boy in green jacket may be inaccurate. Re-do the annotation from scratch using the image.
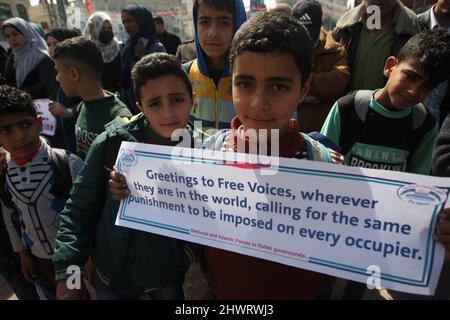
[53,53,200,300]
[52,36,131,160]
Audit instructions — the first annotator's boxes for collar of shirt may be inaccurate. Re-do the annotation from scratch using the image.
[430,5,450,32]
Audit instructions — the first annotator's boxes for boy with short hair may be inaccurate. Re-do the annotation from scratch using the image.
[109,12,342,299]
[186,0,246,130]
[109,15,450,299]
[52,36,131,160]
[53,53,201,300]
[321,28,450,175]
[0,85,83,299]
[321,28,450,299]
[200,11,343,299]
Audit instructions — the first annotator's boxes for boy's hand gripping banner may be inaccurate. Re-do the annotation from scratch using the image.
[115,142,448,295]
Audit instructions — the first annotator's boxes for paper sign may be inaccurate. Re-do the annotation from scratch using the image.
[115,142,448,295]
[33,99,56,136]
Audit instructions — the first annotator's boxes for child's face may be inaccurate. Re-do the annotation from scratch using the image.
[383,57,434,110]
[4,26,26,53]
[0,113,41,159]
[197,4,234,65]
[232,51,310,137]
[54,58,77,97]
[138,75,193,139]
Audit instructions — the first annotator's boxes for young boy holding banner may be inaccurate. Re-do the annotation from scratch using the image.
[109,13,450,299]
[53,53,202,300]
[198,11,345,300]
[111,12,342,299]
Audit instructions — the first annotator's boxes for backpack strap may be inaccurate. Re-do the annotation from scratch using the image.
[302,133,332,163]
[182,60,194,75]
[201,130,228,150]
[308,131,342,153]
[339,90,371,154]
[75,101,83,118]
[411,103,428,131]
[0,172,14,209]
[50,148,73,200]
[103,135,125,176]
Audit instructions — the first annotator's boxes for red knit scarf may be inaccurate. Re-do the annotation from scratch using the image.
[228,117,305,158]
[11,139,43,166]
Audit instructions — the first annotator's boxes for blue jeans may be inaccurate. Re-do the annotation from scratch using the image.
[0,259,39,300]
[95,274,185,300]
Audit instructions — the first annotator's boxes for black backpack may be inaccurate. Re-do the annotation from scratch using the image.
[337,90,431,155]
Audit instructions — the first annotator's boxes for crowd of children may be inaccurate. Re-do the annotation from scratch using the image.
[0,0,449,300]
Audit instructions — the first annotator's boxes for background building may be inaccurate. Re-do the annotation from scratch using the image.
[0,0,30,25]
[28,0,65,32]
[0,0,30,47]
[89,0,194,41]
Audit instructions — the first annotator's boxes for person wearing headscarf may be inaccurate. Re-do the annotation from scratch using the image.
[44,28,81,153]
[3,18,57,100]
[45,27,80,56]
[84,11,122,93]
[120,5,165,113]
[30,22,45,39]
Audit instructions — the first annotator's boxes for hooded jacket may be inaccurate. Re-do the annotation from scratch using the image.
[332,0,422,93]
[186,0,247,130]
[53,114,201,293]
[298,28,350,133]
[120,5,165,111]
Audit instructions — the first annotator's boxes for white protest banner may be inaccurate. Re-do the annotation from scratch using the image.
[115,142,448,295]
[32,99,56,136]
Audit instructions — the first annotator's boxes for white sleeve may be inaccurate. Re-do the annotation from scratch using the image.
[1,201,26,253]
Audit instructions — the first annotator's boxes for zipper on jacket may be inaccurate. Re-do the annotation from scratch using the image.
[211,78,219,129]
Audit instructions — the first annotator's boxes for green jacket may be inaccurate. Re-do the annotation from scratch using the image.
[54,113,201,293]
[75,92,131,160]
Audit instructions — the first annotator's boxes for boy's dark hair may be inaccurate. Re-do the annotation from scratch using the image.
[0,85,36,118]
[397,28,450,87]
[52,36,103,81]
[230,11,312,85]
[194,0,235,15]
[132,52,193,101]
[154,16,164,25]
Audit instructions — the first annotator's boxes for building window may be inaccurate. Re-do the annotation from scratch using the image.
[0,3,12,21]
[17,4,28,21]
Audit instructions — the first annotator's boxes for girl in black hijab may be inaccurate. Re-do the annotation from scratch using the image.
[120,5,165,113]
